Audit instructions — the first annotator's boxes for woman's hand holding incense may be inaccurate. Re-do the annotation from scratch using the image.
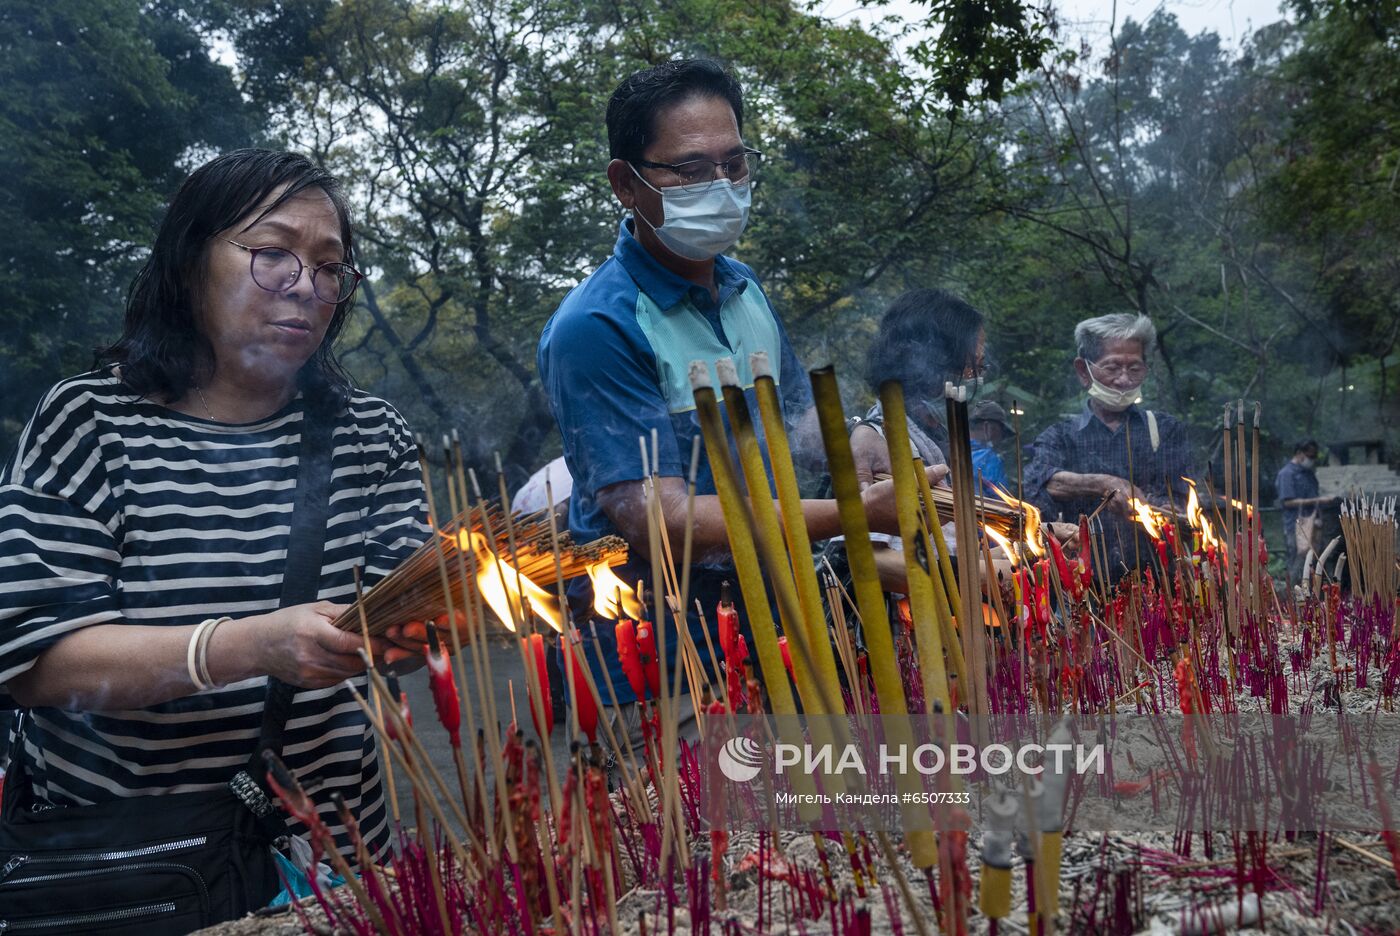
[860,464,951,535]
[233,601,380,689]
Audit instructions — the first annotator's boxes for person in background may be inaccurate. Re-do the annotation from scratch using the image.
[849,288,986,589]
[852,288,986,480]
[968,400,1013,495]
[1024,312,1195,581]
[1277,439,1335,584]
[537,59,940,743]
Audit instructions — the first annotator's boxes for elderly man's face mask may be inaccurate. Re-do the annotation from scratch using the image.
[1085,359,1146,412]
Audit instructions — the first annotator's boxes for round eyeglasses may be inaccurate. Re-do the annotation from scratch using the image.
[226,240,363,305]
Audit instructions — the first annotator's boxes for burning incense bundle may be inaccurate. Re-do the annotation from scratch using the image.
[333,501,628,636]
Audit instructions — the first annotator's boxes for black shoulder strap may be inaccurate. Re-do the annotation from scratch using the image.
[245,399,336,784]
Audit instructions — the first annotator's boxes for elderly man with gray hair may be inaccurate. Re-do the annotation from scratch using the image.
[1025,312,1196,580]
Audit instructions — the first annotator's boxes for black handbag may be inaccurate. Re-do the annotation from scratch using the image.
[0,401,336,935]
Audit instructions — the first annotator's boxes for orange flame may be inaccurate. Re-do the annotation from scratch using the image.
[460,530,563,633]
[984,526,1021,567]
[988,484,1045,557]
[587,562,646,620]
[1182,479,1220,550]
[1129,498,1168,541]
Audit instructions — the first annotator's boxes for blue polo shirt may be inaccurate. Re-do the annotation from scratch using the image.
[538,219,813,703]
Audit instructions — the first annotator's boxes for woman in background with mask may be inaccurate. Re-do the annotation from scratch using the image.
[849,288,989,590]
[852,288,987,476]
[1024,312,1197,582]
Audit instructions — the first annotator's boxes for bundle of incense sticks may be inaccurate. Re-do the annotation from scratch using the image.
[1339,495,1399,604]
[929,481,1041,541]
[332,501,628,636]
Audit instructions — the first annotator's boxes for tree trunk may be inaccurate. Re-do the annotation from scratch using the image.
[358,279,455,426]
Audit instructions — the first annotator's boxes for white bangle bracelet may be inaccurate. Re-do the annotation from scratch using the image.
[196,616,230,690]
[187,618,217,691]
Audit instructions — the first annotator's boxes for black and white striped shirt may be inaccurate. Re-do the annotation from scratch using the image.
[0,367,428,855]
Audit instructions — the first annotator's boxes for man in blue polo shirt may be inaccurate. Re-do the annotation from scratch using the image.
[538,59,922,735]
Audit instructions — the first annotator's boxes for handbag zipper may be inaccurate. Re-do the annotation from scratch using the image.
[0,900,177,932]
[0,860,210,907]
[0,835,208,882]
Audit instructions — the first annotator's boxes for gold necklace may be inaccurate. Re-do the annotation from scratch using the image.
[195,386,217,422]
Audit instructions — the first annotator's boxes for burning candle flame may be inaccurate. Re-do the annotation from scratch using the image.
[459,530,563,632]
[984,526,1020,567]
[587,562,646,620]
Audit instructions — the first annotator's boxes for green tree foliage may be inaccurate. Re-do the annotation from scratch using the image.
[3,0,1397,488]
[1259,0,1400,424]
[0,0,254,450]
[217,0,1000,478]
[902,0,1057,110]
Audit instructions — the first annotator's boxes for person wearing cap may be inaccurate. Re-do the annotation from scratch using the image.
[968,400,1013,495]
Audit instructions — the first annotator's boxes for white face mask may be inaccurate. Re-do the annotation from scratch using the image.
[1086,362,1144,412]
[1299,456,1317,470]
[630,165,752,261]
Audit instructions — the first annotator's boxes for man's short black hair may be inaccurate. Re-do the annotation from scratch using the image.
[606,59,744,162]
[1295,439,1319,454]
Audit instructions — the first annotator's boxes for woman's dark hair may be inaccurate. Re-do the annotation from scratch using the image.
[866,288,985,400]
[606,59,744,162]
[98,148,356,411]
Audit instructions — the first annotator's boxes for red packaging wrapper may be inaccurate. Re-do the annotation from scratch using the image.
[424,640,461,748]
[635,619,661,699]
[565,629,599,743]
[616,619,646,700]
[527,633,553,739]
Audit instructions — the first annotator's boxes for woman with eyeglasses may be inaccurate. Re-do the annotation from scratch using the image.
[0,150,429,924]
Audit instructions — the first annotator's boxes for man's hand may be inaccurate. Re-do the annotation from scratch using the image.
[1104,476,1150,518]
[381,620,432,668]
[861,464,951,534]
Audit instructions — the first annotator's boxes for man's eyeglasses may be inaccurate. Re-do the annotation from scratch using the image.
[1089,360,1149,381]
[226,240,363,305]
[632,150,762,193]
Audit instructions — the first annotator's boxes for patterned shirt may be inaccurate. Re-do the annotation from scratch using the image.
[0,367,428,856]
[1024,403,1194,578]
